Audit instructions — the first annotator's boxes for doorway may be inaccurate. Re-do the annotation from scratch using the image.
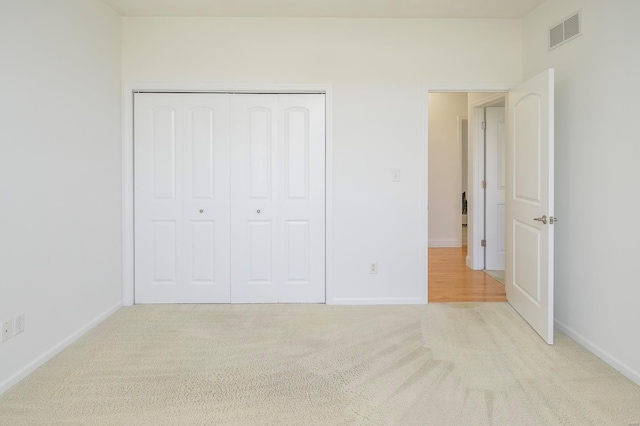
[427,92,506,302]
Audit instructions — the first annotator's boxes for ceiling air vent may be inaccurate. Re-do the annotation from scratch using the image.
[549,11,581,50]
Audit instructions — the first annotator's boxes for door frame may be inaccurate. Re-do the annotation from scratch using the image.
[122,84,334,306]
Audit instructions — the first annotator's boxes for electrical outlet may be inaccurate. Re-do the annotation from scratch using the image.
[370,262,378,274]
[392,169,401,182]
[2,319,13,342]
[15,313,24,335]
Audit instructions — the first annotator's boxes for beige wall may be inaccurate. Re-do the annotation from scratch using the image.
[0,0,123,392]
[428,93,468,247]
[122,17,522,302]
[123,18,521,84]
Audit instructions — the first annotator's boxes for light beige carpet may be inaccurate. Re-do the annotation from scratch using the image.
[1,303,639,425]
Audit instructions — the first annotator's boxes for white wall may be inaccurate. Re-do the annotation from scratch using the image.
[523,0,640,385]
[123,18,522,303]
[0,0,122,392]
[428,93,468,247]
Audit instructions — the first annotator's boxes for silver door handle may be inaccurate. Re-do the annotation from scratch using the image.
[533,215,547,224]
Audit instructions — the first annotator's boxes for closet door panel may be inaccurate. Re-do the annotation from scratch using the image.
[182,94,231,302]
[230,95,279,303]
[135,93,230,303]
[277,95,326,303]
[134,94,183,303]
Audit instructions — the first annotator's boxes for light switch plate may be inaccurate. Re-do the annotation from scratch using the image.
[15,313,24,335]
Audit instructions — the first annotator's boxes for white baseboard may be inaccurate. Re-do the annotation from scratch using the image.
[329,297,426,305]
[0,301,122,395]
[555,319,640,387]
[428,238,461,248]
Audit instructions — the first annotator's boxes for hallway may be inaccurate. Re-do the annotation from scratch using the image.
[428,247,507,302]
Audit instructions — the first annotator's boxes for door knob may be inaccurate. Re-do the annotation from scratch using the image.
[257,209,261,214]
[533,215,547,224]
[199,209,204,213]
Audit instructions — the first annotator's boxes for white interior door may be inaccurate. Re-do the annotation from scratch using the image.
[277,95,326,303]
[230,95,280,303]
[134,93,231,303]
[230,94,326,303]
[506,69,555,344]
[485,106,506,270]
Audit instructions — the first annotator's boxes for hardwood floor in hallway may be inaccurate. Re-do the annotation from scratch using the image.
[428,247,507,302]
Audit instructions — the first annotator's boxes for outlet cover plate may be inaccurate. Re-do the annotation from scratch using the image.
[2,319,13,342]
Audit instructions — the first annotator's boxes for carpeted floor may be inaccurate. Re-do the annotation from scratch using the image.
[0,303,639,425]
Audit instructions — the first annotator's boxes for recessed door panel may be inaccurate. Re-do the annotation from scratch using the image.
[514,95,541,204]
[285,221,309,282]
[285,108,309,199]
[249,221,272,282]
[249,108,272,200]
[190,108,215,200]
[513,221,540,304]
[498,118,506,189]
[151,108,177,199]
[190,221,215,284]
[153,221,176,283]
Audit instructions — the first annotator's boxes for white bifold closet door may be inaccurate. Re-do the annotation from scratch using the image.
[134,93,325,304]
[135,94,231,303]
[230,94,326,303]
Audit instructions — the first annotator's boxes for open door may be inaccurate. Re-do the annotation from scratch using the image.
[505,69,555,344]
[485,106,506,271]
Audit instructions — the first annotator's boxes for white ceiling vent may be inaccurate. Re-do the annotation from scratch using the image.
[549,11,582,50]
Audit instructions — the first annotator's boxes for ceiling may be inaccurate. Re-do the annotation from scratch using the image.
[102,0,546,19]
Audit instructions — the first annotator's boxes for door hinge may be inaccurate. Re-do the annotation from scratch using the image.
[481,239,486,247]
[481,180,486,189]
[481,121,487,130]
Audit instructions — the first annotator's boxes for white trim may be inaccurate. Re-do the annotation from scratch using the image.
[555,319,640,387]
[429,238,462,248]
[420,86,429,305]
[122,85,135,306]
[0,302,122,395]
[324,89,335,305]
[428,84,512,93]
[122,83,334,306]
[331,297,425,305]
[469,105,486,269]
